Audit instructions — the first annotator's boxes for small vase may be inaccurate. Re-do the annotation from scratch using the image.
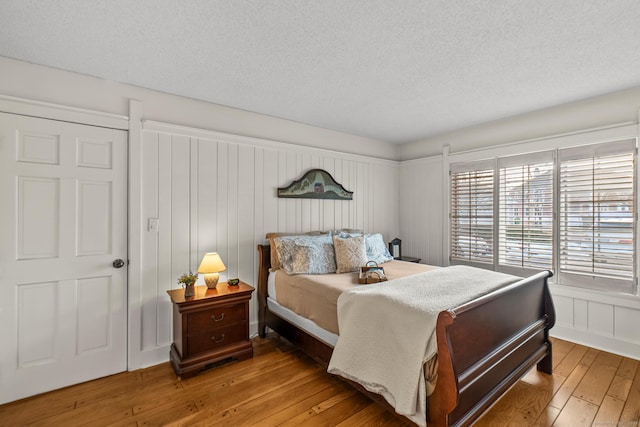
[184,282,195,298]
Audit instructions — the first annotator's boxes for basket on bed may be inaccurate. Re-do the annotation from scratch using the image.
[358,261,388,284]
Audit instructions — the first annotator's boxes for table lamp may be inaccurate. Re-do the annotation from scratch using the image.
[198,252,226,288]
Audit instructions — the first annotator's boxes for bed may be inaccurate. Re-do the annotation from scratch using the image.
[256,235,555,427]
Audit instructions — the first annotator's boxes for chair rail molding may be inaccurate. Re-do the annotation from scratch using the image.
[141,120,399,167]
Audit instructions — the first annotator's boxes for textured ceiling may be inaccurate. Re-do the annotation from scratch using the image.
[2,1,640,144]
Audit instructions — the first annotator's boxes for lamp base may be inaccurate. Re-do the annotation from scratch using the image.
[204,272,220,289]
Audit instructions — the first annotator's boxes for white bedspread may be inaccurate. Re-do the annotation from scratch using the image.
[327,265,519,426]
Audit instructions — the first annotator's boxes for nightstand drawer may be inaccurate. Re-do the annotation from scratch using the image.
[187,324,247,355]
[188,303,246,330]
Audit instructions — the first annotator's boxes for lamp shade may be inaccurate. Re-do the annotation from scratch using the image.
[198,252,226,274]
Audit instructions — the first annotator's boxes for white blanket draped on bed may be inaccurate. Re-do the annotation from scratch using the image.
[327,265,519,426]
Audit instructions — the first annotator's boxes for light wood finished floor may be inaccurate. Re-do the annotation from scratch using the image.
[0,334,638,426]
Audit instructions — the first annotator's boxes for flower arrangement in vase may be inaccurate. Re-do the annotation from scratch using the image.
[178,272,198,298]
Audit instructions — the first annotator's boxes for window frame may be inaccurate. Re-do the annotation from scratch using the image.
[497,151,555,278]
[449,159,496,267]
[449,139,638,295]
[557,139,636,294]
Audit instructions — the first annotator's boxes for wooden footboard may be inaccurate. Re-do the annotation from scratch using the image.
[430,269,554,426]
[257,244,555,427]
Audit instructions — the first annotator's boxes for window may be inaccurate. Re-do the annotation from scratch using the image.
[558,140,635,293]
[450,162,494,264]
[450,139,637,294]
[498,153,554,274]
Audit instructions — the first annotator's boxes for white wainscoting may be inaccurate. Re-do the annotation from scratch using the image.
[136,121,400,367]
[398,156,445,267]
[550,285,640,359]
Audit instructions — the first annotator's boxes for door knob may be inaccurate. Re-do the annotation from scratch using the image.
[113,259,125,268]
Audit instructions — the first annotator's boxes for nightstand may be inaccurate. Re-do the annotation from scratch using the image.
[396,256,421,263]
[167,281,254,378]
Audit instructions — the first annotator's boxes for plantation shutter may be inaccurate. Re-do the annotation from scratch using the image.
[558,139,636,293]
[450,161,494,265]
[498,152,554,274]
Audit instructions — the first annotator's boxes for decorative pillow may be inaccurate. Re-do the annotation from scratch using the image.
[274,234,336,275]
[267,231,324,270]
[366,233,394,264]
[333,235,367,274]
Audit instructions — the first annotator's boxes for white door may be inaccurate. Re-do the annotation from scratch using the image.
[0,113,128,404]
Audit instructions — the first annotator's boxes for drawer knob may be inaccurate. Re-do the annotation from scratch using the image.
[211,334,225,343]
[211,313,225,322]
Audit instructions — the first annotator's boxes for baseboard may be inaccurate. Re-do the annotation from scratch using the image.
[134,345,171,370]
[551,325,640,360]
[250,320,259,338]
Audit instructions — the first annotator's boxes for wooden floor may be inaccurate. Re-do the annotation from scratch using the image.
[0,335,638,426]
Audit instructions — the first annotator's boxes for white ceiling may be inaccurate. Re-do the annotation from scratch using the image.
[2,1,640,144]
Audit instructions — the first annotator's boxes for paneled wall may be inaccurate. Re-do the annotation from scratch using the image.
[398,156,445,266]
[138,121,400,366]
[552,286,640,359]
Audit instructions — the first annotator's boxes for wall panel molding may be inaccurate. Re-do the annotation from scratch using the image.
[138,121,400,365]
[142,120,399,167]
[399,155,444,267]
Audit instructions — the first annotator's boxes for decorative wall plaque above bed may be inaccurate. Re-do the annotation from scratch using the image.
[278,169,353,200]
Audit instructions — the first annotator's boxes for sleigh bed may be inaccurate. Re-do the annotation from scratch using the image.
[257,239,555,427]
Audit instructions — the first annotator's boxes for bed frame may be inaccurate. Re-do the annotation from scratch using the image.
[257,244,555,427]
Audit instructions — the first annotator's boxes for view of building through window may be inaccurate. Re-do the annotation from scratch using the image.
[560,152,634,281]
[499,162,553,270]
[450,140,636,294]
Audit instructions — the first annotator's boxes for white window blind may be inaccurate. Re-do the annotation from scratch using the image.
[450,163,494,264]
[498,153,554,273]
[559,140,635,291]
